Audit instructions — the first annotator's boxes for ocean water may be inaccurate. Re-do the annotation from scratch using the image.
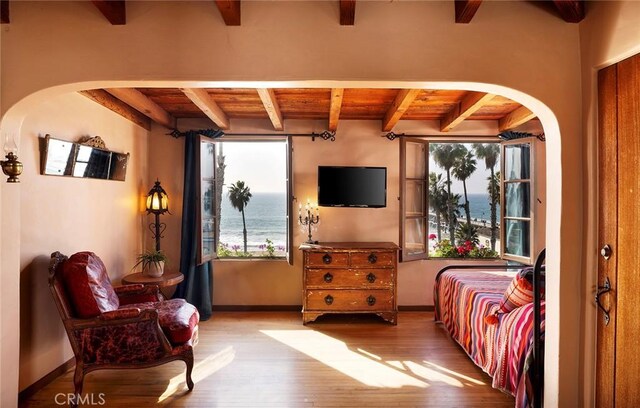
[219,192,287,252]
[218,192,498,252]
[465,193,501,222]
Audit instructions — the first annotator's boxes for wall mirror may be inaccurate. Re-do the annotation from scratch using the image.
[40,134,129,181]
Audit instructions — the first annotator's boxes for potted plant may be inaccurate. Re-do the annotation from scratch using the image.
[133,250,168,278]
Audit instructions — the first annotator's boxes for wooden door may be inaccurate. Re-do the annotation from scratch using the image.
[596,53,640,407]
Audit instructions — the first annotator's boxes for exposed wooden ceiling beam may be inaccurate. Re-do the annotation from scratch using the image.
[181,88,230,130]
[1,0,9,24]
[92,0,126,25]
[215,0,241,26]
[440,92,496,132]
[79,90,151,131]
[552,0,585,23]
[329,88,344,132]
[454,0,482,24]
[105,88,177,129]
[498,106,536,131]
[382,89,422,131]
[257,89,284,131]
[340,0,356,26]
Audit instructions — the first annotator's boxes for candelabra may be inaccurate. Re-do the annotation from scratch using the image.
[298,201,320,244]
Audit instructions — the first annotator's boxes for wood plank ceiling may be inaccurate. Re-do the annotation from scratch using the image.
[81,87,538,133]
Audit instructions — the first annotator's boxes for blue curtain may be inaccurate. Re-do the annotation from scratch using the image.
[173,133,219,321]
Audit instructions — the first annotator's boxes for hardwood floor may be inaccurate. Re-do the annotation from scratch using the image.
[21,312,514,407]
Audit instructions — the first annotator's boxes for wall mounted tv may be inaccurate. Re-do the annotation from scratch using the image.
[317,166,387,208]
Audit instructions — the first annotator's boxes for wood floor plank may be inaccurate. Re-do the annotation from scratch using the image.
[20,312,513,407]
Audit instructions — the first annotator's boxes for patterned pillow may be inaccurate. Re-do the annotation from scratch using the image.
[485,267,544,325]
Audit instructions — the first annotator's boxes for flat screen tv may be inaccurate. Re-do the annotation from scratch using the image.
[317,166,387,208]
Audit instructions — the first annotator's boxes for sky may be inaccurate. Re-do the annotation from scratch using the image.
[429,143,498,195]
[219,141,286,193]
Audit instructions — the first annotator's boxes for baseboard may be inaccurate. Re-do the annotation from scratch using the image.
[212,305,434,312]
[398,305,435,312]
[19,358,75,402]
[212,305,302,312]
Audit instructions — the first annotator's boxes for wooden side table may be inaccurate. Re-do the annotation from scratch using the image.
[121,271,184,287]
[121,271,184,298]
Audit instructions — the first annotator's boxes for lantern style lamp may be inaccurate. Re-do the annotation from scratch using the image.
[146,180,169,251]
[1,134,22,183]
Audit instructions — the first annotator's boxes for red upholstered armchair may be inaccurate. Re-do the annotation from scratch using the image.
[48,251,199,401]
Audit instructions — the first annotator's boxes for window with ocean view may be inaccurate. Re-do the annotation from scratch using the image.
[199,138,291,262]
[400,139,501,261]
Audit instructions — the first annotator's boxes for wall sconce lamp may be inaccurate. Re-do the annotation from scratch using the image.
[1,135,22,183]
[146,180,170,251]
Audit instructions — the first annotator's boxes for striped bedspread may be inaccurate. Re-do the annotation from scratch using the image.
[434,270,545,408]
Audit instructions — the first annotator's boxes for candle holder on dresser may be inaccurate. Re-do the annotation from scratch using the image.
[298,201,320,244]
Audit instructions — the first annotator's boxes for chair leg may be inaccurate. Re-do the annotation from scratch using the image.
[184,352,195,391]
[72,362,84,407]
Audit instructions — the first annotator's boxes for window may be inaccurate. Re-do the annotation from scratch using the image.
[198,137,293,264]
[501,138,536,264]
[400,138,501,261]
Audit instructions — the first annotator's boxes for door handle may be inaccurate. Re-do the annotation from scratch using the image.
[595,277,612,326]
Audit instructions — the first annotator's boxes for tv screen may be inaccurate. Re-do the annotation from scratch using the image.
[317,166,387,208]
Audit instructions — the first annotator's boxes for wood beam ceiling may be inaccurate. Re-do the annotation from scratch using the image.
[552,0,585,23]
[498,106,536,131]
[328,88,344,132]
[105,88,177,129]
[92,0,126,25]
[382,89,422,131]
[340,0,356,26]
[454,0,482,24]
[440,92,495,132]
[215,0,241,26]
[181,88,230,129]
[257,89,284,131]
[79,89,151,130]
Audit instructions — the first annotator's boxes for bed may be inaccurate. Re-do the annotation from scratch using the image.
[433,250,545,408]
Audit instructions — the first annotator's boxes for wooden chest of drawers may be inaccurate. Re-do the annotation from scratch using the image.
[301,242,399,325]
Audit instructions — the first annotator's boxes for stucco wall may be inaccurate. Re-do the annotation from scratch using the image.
[579,2,640,405]
[0,1,585,406]
[17,92,149,391]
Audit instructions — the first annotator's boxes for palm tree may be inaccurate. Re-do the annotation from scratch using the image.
[430,143,466,245]
[452,149,477,239]
[228,181,252,254]
[429,172,448,241]
[455,223,480,246]
[474,143,500,251]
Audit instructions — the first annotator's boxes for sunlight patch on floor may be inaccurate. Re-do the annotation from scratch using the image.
[158,346,236,403]
[403,361,463,387]
[423,360,486,386]
[261,330,427,388]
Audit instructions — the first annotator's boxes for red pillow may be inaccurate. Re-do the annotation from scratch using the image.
[62,252,120,318]
[485,268,544,325]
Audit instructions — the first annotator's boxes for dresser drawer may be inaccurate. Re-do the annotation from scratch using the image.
[306,251,349,267]
[305,268,394,288]
[350,251,395,267]
[306,289,393,311]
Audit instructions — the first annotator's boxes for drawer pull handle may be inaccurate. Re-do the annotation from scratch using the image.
[367,295,376,306]
[368,253,378,264]
[323,273,333,283]
[325,295,334,305]
[366,273,376,283]
[322,253,332,264]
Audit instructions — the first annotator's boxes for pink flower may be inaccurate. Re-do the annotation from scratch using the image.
[429,234,437,240]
